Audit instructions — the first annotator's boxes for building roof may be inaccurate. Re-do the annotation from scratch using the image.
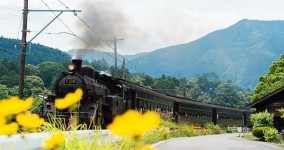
[246,86,284,108]
[118,79,247,112]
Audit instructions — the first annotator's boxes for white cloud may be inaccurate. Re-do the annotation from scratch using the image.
[2,0,284,55]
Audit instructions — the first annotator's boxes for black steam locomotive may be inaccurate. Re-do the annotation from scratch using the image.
[41,59,126,126]
[41,58,251,127]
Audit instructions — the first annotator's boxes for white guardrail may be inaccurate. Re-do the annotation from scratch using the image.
[0,130,119,150]
[227,127,251,138]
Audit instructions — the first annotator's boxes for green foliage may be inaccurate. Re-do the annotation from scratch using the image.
[153,75,178,95]
[250,110,274,128]
[90,58,109,71]
[186,73,251,108]
[0,59,20,87]
[263,127,279,142]
[37,61,65,89]
[204,122,221,134]
[172,125,200,137]
[143,128,171,144]
[30,96,44,114]
[140,74,154,87]
[278,108,284,119]
[214,82,240,107]
[24,75,51,97]
[252,54,284,101]
[0,84,9,99]
[135,72,251,108]
[160,120,178,129]
[252,126,273,141]
[0,36,71,65]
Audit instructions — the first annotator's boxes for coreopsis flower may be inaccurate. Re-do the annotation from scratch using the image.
[136,145,156,150]
[0,122,18,136]
[42,132,65,149]
[0,97,33,117]
[107,110,161,138]
[0,117,6,126]
[55,88,83,109]
[16,114,44,128]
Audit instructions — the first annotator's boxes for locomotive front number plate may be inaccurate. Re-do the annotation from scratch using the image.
[65,78,77,84]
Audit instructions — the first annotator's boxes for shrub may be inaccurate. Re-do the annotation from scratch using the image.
[160,120,178,129]
[264,128,279,142]
[204,122,215,128]
[252,126,272,141]
[250,110,273,128]
[204,122,221,134]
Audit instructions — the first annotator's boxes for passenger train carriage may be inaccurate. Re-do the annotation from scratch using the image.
[41,58,251,127]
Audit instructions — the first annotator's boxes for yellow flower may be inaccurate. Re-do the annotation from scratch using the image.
[107,110,160,138]
[16,114,44,128]
[0,117,6,126]
[0,97,33,117]
[0,122,18,136]
[55,88,83,109]
[42,132,65,149]
[136,145,156,150]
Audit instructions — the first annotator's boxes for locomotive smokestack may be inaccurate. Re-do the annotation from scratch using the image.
[72,59,82,72]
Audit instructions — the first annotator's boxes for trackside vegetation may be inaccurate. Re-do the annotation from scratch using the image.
[0,89,232,150]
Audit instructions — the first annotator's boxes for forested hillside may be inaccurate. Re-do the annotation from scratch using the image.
[0,58,251,108]
[0,36,71,65]
[133,72,251,108]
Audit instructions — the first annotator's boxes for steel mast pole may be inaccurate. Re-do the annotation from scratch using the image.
[114,36,117,78]
[18,0,29,99]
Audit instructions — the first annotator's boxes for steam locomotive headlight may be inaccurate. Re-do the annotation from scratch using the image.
[68,64,75,72]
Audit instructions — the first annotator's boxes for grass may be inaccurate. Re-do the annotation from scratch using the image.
[243,134,260,141]
[44,118,227,150]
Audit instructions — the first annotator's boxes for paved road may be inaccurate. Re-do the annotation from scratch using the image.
[153,133,284,150]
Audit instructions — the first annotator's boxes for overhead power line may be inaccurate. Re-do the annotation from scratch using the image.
[0,47,39,64]
[56,0,144,74]
[40,0,118,64]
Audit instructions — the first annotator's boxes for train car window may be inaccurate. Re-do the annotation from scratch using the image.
[113,98,117,115]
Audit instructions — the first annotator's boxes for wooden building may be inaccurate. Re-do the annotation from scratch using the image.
[247,87,284,131]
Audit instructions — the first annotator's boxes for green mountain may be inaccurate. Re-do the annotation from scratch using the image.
[130,19,284,89]
[0,36,71,65]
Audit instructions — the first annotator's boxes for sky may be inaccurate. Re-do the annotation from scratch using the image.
[2,0,284,55]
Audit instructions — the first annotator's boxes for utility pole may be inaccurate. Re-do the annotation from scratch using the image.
[18,0,29,99]
[17,4,80,98]
[122,58,125,79]
[112,36,123,78]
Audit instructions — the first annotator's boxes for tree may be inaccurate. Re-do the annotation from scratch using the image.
[24,75,51,97]
[25,64,40,76]
[36,61,65,89]
[90,58,109,71]
[141,75,154,87]
[8,86,18,97]
[153,76,177,95]
[252,54,284,101]
[0,84,9,99]
[214,82,240,107]
[0,59,20,87]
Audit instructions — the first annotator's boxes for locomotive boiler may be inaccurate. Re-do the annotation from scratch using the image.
[41,59,127,126]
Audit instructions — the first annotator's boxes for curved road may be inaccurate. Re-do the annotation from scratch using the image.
[153,133,284,150]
